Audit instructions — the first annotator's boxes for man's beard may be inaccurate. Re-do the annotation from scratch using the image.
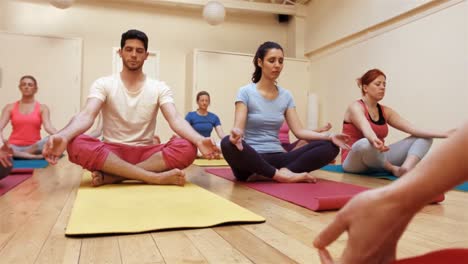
[123,61,143,71]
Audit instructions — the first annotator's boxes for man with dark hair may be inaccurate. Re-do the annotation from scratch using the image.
[43,29,219,186]
[121,29,148,51]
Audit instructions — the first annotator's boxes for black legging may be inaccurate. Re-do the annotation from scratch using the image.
[221,136,339,181]
[0,163,12,180]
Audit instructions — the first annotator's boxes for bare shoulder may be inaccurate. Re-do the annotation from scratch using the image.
[380,104,395,119]
[348,100,365,114]
[40,104,50,113]
[2,103,14,112]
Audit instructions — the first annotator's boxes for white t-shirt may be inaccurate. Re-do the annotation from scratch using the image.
[88,74,174,146]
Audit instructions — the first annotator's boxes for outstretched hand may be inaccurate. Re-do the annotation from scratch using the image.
[331,133,351,150]
[372,137,389,152]
[197,137,221,159]
[229,128,244,151]
[42,135,68,165]
[0,143,13,167]
[318,122,332,133]
[313,188,414,264]
[444,128,457,138]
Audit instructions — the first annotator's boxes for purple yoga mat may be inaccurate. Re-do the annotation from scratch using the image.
[0,173,32,196]
[205,168,368,211]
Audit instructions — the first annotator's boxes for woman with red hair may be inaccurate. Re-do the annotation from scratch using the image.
[341,69,452,176]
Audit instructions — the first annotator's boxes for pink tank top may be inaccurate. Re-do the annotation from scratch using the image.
[341,100,388,162]
[278,121,290,144]
[9,101,42,146]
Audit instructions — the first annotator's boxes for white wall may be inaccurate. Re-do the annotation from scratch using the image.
[0,32,81,138]
[186,50,310,141]
[1,0,288,140]
[305,0,434,52]
[306,1,467,145]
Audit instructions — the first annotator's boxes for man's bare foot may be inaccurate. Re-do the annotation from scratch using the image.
[92,169,186,187]
[91,171,125,187]
[273,168,317,183]
[146,169,186,186]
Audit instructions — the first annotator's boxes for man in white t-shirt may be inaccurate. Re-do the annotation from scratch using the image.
[42,29,219,186]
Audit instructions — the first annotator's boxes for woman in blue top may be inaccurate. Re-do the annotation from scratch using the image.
[185,91,226,140]
[221,41,350,183]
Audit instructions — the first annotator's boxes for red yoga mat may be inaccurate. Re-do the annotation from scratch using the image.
[394,248,468,264]
[11,168,34,174]
[0,173,33,196]
[205,168,368,211]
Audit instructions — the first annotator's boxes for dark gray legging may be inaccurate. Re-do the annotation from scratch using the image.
[0,164,12,180]
[221,136,339,181]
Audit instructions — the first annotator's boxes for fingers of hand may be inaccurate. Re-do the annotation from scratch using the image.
[318,248,335,264]
[313,213,348,249]
[0,159,10,167]
[235,140,243,151]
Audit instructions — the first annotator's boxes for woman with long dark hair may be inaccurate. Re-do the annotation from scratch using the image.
[221,41,349,183]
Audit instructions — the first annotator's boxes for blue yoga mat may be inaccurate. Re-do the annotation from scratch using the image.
[12,159,49,169]
[454,182,468,191]
[321,165,397,180]
[321,164,468,192]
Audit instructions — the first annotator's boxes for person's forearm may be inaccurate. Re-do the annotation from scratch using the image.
[215,126,226,139]
[171,116,204,144]
[407,127,447,138]
[297,129,331,141]
[56,112,95,141]
[45,125,58,135]
[386,122,468,212]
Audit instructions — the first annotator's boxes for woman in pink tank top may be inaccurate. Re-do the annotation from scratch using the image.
[341,69,453,177]
[0,75,57,159]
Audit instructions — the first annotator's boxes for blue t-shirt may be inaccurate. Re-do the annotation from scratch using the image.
[236,83,295,153]
[185,111,221,137]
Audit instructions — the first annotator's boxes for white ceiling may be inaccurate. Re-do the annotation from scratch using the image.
[102,0,310,16]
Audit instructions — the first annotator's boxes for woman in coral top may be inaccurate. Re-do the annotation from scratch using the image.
[0,75,57,159]
[342,69,452,177]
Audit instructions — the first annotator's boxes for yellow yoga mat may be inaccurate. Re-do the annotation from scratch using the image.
[193,158,229,167]
[66,172,264,236]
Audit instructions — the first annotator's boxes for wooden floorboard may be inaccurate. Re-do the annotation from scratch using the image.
[0,159,466,263]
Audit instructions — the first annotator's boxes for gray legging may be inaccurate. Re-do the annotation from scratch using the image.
[343,136,433,173]
[10,137,49,154]
[0,163,12,180]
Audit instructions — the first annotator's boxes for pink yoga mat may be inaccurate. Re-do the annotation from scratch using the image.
[0,173,32,196]
[394,248,468,264]
[205,168,368,211]
[206,168,445,211]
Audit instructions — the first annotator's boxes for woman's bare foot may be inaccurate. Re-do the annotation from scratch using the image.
[273,168,317,183]
[26,144,40,154]
[246,173,274,182]
[384,161,408,177]
[91,171,125,187]
[32,154,44,159]
[146,169,186,186]
[395,166,409,177]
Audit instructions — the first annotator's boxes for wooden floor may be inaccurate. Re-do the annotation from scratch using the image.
[1,158,467,264]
